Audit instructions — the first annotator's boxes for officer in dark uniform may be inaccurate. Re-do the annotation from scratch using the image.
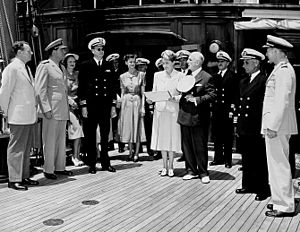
[210,51,237,168]
[235,48,270,201]
[136,57,155,157]
[78,37,116,174]
[106,53,125,153]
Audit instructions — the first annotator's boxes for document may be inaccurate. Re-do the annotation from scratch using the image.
[144,91,172,102]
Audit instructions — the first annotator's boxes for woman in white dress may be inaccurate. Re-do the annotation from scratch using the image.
[150,50,184,176]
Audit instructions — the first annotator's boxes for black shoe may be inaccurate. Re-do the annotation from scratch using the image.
[267,204,273,210]
[44,172,57,179]
[209,161,224,166]
[133,155,139,162]
[89,167,97,174]
[8,182,28,191]
[177,156,185,162]
[255,194,270,201]
[225,163,232,168]
[153,152,162,160]
[54,170,73,176]
[126,155,133,162]
[118,147,125,153]
[235,188,251,194]
[22,178,39,186]
[147,150,154,156]
[265,210,295,217]
[102,166,116,172]
[238,166,243,171]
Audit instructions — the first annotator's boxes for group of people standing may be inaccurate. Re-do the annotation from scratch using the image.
[0,34,298,218]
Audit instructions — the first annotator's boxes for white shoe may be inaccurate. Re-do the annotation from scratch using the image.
[72,157,81,167]
[182,173,198,180]
[161,168,167,176]
[168,169,174,177]
[201,176,210,184]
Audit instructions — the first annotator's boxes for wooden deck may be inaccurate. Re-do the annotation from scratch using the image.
[0,149,300,232]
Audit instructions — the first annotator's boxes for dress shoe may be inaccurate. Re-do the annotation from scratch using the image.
[265,210,295,217]
[126,155,133,162]
[102,166,116,172]
[153,152,162,160]
[89,167,97,174]
[235,188,251,194]
[8,182,28,191]
[44,172,57,179]
[225,163,232,168]
[54,170,73,176]
[209,161,224,166]
[267,204,273,210]
[183,173,199,180]
[118,147,125,153]
[22,178,39,186]
[133,155,139,162]
[238,166,243,171]
[255,194,270,201]
[177,156,185,162]
[201,176,210,184]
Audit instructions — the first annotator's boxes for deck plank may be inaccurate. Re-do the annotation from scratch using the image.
[0,150,299,232]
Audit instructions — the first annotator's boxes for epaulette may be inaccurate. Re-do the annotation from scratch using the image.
[40,60,49,64]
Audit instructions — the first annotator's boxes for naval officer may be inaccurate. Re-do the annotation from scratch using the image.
[35,38,73,179]
[78,37,117,174]
[262,35,298,217]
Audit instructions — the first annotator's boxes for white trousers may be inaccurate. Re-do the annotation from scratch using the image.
[265,134,294,213]
[42,118,67,173]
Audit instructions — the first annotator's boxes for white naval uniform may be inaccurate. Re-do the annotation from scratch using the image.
[261,60,298,213]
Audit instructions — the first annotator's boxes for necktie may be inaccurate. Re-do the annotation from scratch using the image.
[25,65,33,84]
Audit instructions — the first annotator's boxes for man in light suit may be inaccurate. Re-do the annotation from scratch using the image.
[177,52,216,184]
[262,35,298,217]
[0,41,39,190]
[35,38,73,180]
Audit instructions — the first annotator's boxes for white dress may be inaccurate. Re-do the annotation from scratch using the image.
[150,69,183,153]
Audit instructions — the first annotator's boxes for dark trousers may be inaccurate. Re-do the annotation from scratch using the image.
[239,134,270,195]
[144,107,153,153]
[212,115,233,164]
[83,111,111,168]
[181,124,209,177]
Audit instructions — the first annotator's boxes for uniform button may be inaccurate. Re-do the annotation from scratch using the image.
[222,94,224,97]
[238,114,240,116]
[240,98,243,101]
[247,97,250,100]
[246,106,249,108]
[245,114,248,117]
[95,93,98,96]
[104,86,106,89]
[222,100,224,103]
[222,88,225,91]
[239,106,242,108]
[104,79,106,82]
[95,86,98,88]
[104,94,107,96]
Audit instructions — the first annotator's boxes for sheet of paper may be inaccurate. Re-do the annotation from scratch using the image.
[144,91,171,102]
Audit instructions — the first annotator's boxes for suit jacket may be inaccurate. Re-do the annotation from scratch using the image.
[35,59,69,120]
[211,69,237,116]
[236,72,267,136]
[0,58,37,124]
[178,69,216,126]
[261,61,298,135]
[77,58,116,115]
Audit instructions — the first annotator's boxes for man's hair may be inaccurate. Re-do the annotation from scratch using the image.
[12,41,28,55]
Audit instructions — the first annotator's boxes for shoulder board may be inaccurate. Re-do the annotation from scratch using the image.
[280,65,288,68]
[40,60,49,64]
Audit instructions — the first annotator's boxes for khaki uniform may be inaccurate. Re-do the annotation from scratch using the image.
[35,59,69,173]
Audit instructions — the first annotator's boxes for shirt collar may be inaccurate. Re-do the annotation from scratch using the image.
[192,67,202,77]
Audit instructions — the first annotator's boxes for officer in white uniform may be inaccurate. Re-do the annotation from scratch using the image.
[262,35,298,217]
[35,38,73,179]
